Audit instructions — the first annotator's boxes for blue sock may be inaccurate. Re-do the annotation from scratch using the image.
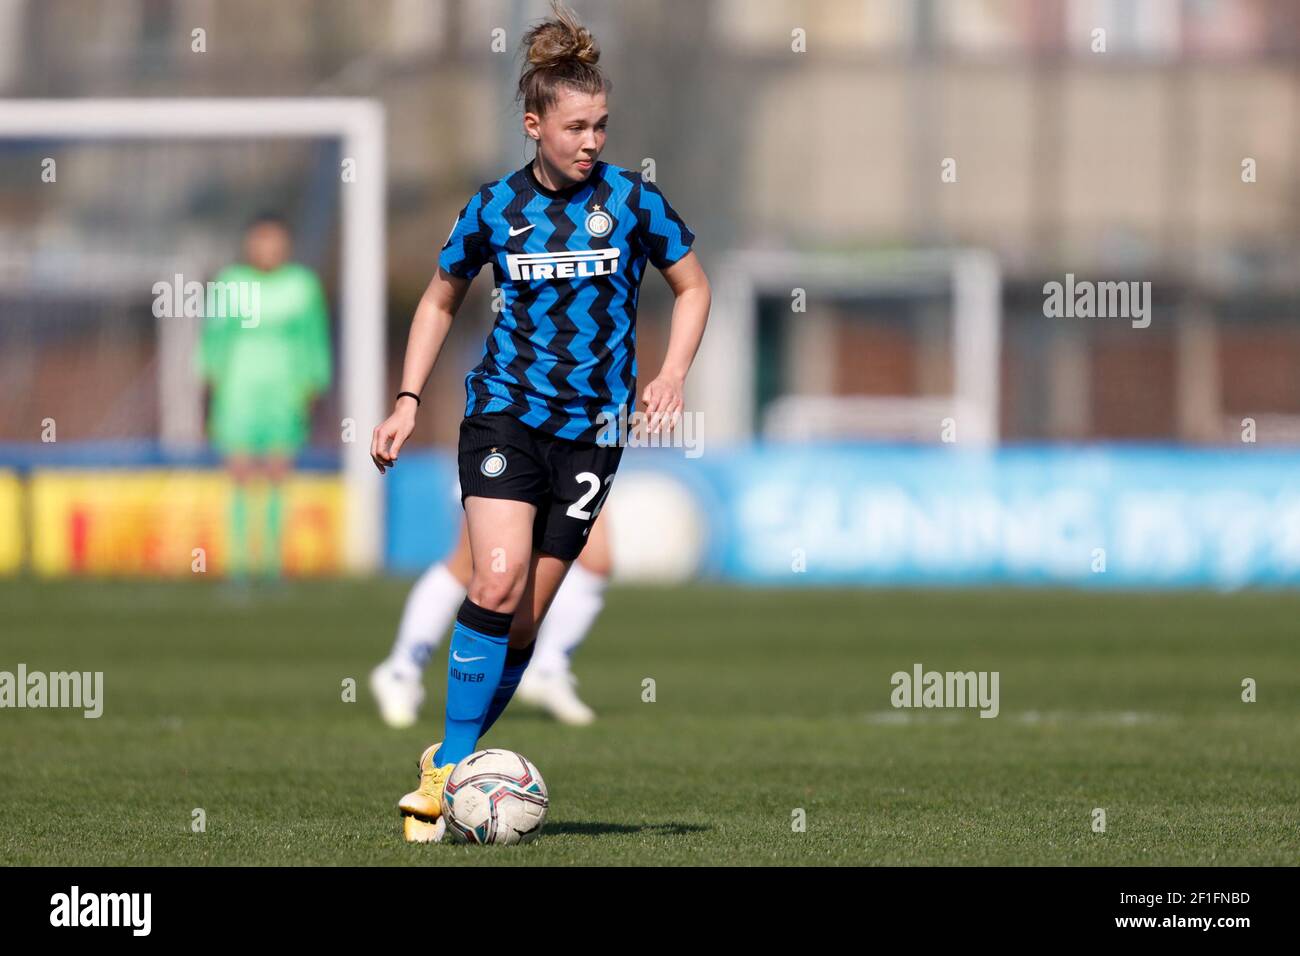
[480,642,534,737]
[434,600,512,768]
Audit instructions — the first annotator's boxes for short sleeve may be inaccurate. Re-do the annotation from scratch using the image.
[633,177,695,270]
[438,190,492,279]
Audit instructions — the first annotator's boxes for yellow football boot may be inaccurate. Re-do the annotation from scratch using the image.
[399,742,455,843]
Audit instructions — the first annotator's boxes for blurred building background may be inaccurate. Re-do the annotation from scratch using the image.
[1,0,1297,448]
[0,0,1298,585]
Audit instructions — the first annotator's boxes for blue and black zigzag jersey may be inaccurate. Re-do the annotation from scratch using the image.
[438,158,695,442]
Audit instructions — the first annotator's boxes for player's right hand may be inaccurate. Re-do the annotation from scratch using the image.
[371,406,417,474]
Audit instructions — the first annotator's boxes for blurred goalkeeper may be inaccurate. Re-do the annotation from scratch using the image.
[195,213,332,580]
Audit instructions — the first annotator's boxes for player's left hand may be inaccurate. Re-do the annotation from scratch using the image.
[641,374,684,434]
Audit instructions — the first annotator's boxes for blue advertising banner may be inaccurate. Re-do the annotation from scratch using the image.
[384,452,462,574]
[386,445,1300,589]
[683,445,1300,588]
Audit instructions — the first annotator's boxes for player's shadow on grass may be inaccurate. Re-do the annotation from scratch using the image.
[545,821,710,837]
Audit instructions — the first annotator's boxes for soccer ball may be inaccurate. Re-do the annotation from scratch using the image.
[441,749,548,845]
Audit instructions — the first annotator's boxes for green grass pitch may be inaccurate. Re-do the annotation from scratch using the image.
[2,579,1298,865]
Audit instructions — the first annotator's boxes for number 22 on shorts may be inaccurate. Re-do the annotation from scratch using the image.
[566,471,613,521]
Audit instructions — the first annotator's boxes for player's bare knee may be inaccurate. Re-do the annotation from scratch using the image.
[467,571,524,614]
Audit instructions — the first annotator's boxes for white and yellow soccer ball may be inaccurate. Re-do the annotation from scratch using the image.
[440,749,548,845]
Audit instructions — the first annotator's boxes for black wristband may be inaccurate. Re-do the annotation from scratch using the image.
[396,391,421,406]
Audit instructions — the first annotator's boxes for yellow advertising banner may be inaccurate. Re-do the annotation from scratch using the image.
[0,471,22,574]
[29,470,344,577]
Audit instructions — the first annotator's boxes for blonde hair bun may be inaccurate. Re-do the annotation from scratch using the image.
[516,1,608,118]
[526,8,599,69]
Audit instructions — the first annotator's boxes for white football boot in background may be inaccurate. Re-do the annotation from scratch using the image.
[516,668,596,726]
[369,663,424,730]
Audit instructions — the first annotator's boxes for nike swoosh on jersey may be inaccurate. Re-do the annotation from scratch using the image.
[508,224,535,236]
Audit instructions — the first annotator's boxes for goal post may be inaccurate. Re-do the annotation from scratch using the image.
[0,98,387,572]
[694,248,1002,446]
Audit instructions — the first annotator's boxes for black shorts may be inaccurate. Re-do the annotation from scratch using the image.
[457,412,622,561]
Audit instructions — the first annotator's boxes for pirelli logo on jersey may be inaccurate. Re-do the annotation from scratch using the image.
[506,248,620,281]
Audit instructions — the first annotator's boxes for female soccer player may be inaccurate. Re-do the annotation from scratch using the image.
[369,1,710,842]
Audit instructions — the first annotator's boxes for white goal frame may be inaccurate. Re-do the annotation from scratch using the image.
[0,98,386,572]
[695,248,1002,446]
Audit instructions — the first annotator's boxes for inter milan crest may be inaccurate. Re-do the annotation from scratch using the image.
[585,204,613,238]
[480,449,507,478]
